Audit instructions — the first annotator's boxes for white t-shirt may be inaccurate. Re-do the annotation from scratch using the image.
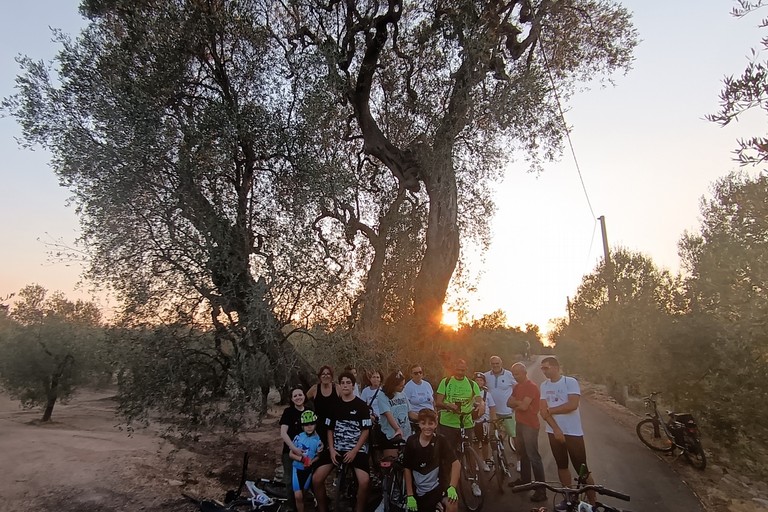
[484,369,516,416]
[360,386,382,416]
[540,376,583,436]
[404,379,434,412]
[474,389,496,424]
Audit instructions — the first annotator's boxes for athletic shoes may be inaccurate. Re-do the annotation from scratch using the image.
[471,483,482,497]
[530,490,548,502]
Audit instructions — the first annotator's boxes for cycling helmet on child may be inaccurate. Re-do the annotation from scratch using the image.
[300,410,318,425]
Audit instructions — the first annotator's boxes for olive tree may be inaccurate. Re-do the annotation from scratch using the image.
[0,285,106,421]
[274,0,638,341]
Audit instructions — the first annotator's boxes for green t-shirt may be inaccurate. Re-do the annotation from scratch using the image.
[436,376,481,428]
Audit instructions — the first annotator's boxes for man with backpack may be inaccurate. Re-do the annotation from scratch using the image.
[434,359,484,454]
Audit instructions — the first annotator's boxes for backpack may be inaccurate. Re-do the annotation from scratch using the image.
[443,376,485,421]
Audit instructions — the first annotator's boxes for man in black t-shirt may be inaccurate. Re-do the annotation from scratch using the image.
[312,371,372,512]
[403,409,460,512]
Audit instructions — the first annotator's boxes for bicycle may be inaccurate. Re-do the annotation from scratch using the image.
[484,418,514,493]
[510,481,631,512]
[378,438,407,512]
[332,457,359,512]
[183,453,286,512]
[635,391,706,469]
[456,411,487,512]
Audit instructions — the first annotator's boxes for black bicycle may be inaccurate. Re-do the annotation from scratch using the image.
[635,392,706,469]
[510,481,631,512]
[379,438,407,512]
[332,457,359,512]
[456,412,487,512]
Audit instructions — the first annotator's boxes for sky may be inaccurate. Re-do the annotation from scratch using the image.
[1,1,765,334]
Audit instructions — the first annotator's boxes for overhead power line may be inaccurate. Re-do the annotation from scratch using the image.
[541,47,597,221]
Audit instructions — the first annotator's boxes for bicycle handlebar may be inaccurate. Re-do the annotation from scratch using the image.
[510,482,630,502]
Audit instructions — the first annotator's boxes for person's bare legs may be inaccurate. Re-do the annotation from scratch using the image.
[354,468,370,512]
[312,464,333,512]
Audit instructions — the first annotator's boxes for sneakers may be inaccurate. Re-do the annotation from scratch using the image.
[530,490,547,502]
[554,500,568,511]
[471,483,482,497]
[484,459,493,472]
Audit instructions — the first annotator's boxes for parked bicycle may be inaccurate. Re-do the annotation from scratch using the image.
[510,480,631,512]
[183,453,287,512]
[456,411,487,512]
[635,391,706,469]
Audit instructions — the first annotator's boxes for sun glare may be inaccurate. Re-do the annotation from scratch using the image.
[441,308,460,331]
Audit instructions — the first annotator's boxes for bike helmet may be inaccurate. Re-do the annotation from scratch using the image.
[300,410,318,425]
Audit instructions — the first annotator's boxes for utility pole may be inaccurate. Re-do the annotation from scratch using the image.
[598,215,614,303]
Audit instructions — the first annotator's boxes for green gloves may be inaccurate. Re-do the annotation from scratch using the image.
[407,496,418,511]
[446,486,458,501]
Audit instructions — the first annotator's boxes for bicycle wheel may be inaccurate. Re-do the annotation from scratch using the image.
[493,443,507,493]
[458,447,485,512]
[636,418,674,452]
[683,437,707,470]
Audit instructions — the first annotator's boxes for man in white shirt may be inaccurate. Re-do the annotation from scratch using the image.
[404,364,434,421]
[539,356,595,503]
[484,356,517,439]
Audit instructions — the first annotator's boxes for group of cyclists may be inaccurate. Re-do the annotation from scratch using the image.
[278,355,590,512]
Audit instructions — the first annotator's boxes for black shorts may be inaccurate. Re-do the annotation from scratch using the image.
[415,486,445,512]
[292,467,313,492]
[547,433,589,474]
[317,449,370,472]
[473,422,489,444]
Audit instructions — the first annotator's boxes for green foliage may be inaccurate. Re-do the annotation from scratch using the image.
[708,1,768,165]
[553,172,768,475]
[552,249,682,395]
[0,285,108,421]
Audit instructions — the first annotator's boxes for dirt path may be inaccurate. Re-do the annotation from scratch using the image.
[0,389,282,511]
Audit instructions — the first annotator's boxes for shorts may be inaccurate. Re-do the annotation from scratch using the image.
[415,486,446,512]
[316,448,370,472]
[292,466,313,492]
[473,422,489,444]
[437,424,473,457]
[547,433,589,474]
[497,415,516,438]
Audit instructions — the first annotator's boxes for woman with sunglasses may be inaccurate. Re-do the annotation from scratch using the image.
[307,365,341,443]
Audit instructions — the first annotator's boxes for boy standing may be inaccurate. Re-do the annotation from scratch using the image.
[403,409,461,512]
[290,410,324,512]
